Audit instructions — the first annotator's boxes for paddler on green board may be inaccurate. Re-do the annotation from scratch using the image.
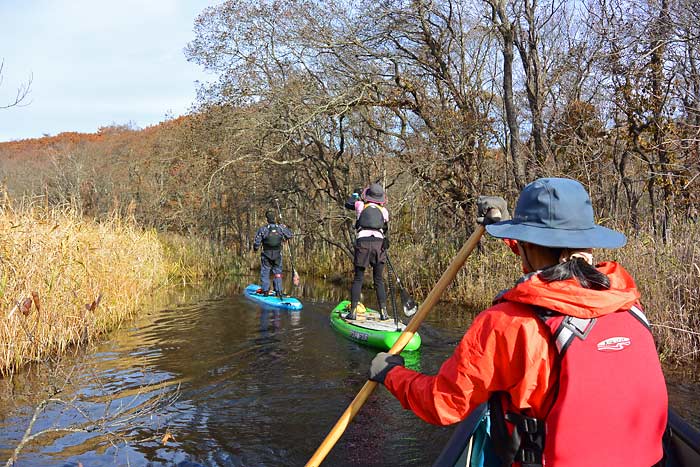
[253,209,294,298]
[344,182,391,321]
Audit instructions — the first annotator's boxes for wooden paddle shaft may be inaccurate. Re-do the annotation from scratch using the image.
[305,224,486,467]
[388,224,486,351]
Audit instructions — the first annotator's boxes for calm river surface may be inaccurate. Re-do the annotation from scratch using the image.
[0,277,698,466]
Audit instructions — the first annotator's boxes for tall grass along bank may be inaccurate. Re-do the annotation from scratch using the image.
[0,206,167,375]
[299,224,700,364]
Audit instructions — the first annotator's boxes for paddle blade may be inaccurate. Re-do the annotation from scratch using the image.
[293,269,300,286]
[400,289,418,316]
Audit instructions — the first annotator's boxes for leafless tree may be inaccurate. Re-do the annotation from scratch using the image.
[0,60,32,110]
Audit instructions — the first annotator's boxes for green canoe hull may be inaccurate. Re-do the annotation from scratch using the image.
[329,300,421,351]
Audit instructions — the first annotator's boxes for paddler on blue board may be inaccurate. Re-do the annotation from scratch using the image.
[344,182,390,321]
[253,209,294,299]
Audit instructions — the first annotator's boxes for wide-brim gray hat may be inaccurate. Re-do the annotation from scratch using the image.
[363,183,386,204]
[485,178,626,249]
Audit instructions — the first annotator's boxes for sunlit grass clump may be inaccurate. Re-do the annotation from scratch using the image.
[158,232,245,283]
[609,225,700,362]
[0,205,167,376]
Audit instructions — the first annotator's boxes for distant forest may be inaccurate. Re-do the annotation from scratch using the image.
[1,0,699,263]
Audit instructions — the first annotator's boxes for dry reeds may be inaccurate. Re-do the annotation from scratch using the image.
[0,205,167,376]
[612,225,700,362]
[158,232,244,283]
[301,224,700,363]
[0,202,249,376]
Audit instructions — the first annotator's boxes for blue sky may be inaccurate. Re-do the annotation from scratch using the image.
[0,0,220,142]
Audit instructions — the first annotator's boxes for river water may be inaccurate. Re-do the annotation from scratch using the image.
[0,278,698,466]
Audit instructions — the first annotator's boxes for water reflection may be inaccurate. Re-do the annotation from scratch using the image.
[0,275,697,466]
[258,305,281,334]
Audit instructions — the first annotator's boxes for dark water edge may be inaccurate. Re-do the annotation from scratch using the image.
[0,275,697,467]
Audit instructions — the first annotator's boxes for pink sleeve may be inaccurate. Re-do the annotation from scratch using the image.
[355,201,364,218]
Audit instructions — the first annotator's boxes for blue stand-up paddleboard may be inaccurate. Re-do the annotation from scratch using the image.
[244,284,303,310]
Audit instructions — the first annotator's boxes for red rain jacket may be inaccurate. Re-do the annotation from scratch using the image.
[384,261,667,465]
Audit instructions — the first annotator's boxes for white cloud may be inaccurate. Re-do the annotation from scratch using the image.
[0,0,219,141]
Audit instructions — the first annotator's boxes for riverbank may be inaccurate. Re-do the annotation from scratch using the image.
[285,223,700,363]
[0,206,242,376]
[3,202,697,377]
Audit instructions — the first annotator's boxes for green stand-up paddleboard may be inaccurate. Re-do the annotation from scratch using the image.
[330,300,421,351]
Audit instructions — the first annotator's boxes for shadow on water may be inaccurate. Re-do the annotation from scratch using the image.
[0,274,698,466]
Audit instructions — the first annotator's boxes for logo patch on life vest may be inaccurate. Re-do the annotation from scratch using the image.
[596,336,631,352]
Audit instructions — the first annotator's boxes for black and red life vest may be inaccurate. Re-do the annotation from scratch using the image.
[490,305,667,467]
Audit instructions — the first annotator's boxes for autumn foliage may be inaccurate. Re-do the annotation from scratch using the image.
[1,0,699,361]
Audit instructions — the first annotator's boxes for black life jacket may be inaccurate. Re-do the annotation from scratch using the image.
[356,203,385,232]
[262,224,283,250]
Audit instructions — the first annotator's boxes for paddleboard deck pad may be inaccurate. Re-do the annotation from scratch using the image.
[244,284,303,310]
[330,300,421,351]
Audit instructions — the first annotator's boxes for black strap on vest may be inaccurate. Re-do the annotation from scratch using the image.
[489,394,545,467]
[549,315,596,355]
[628,304,651,330]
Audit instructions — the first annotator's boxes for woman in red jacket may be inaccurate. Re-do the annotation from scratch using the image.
[369,177,667,467]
